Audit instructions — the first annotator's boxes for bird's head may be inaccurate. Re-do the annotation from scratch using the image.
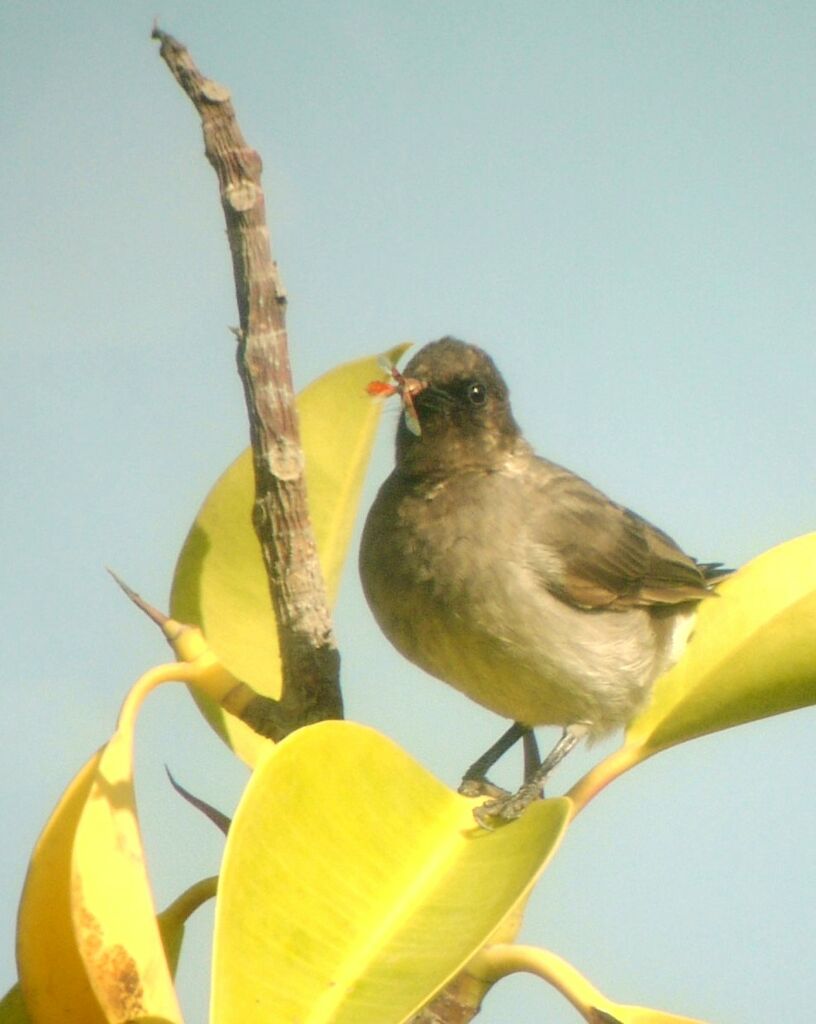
[390,337,523,477]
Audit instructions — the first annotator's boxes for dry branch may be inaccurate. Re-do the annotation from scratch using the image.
[153,26,342,737]
[152,26,501,1024]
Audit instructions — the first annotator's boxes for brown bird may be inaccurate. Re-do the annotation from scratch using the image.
[359,337,727,822]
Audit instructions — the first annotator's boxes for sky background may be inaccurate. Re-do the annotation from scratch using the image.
[2,2,815,1022]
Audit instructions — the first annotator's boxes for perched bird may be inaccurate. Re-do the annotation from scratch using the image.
[359,337,726,822]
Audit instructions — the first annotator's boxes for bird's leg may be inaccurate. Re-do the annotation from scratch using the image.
[458,721,529,798]
[474,724,588,827]
[523,724,583,793]
[522,728,541,781]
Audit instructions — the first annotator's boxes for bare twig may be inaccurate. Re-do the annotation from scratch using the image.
[153,26,342,738]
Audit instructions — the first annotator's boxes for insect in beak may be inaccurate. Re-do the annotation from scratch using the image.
[366,356,427,436]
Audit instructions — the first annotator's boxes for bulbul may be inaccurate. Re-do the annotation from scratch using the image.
[359,337,726,822]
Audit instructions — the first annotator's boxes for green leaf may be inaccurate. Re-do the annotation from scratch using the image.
[0,984,31,1024]
[170,346,410,766]
[627,532,816,754]
[211,721,571,1024]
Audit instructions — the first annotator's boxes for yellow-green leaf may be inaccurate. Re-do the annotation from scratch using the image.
[17,751,109,1024]
[627,532,816,754]
[0,984,30,1024]
[170,346,410,766]
[69,675,183,1023]
[71,741,179,1023]
[211,721,571,1024]
[18,667,188,1024]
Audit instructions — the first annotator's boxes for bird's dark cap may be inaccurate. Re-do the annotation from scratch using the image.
[403,337,505,388]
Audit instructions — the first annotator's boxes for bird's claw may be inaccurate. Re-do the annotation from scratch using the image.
[472,779,543,829]
[457,777,511,801]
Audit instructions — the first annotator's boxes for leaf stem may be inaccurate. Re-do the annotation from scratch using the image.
[470,943,607,1020]
[566,744,644,817]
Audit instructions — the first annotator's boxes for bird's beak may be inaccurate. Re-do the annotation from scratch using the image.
[366,370,428,436]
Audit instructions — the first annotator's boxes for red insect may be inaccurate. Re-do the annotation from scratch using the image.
[366,356,427,436]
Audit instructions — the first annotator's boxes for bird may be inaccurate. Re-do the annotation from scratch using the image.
[359,337,727,823]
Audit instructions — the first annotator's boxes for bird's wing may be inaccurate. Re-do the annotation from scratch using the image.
[525,462,714,610]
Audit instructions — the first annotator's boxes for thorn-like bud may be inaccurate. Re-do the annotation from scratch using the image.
[106,567,169,628]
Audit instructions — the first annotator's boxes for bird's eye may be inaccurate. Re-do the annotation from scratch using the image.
[466,382,487,405]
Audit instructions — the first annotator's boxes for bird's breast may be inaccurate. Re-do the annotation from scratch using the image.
[360,469,691,734]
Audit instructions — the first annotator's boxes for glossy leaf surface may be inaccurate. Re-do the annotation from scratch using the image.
[627,532,816,754]
[212,721,571,1024]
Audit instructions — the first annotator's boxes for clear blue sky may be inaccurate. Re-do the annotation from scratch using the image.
[2,3,814,1022]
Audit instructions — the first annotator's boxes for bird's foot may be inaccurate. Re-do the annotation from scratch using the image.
[472,779,543,829]
[469,725,587,828]
[457,776,511,801]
